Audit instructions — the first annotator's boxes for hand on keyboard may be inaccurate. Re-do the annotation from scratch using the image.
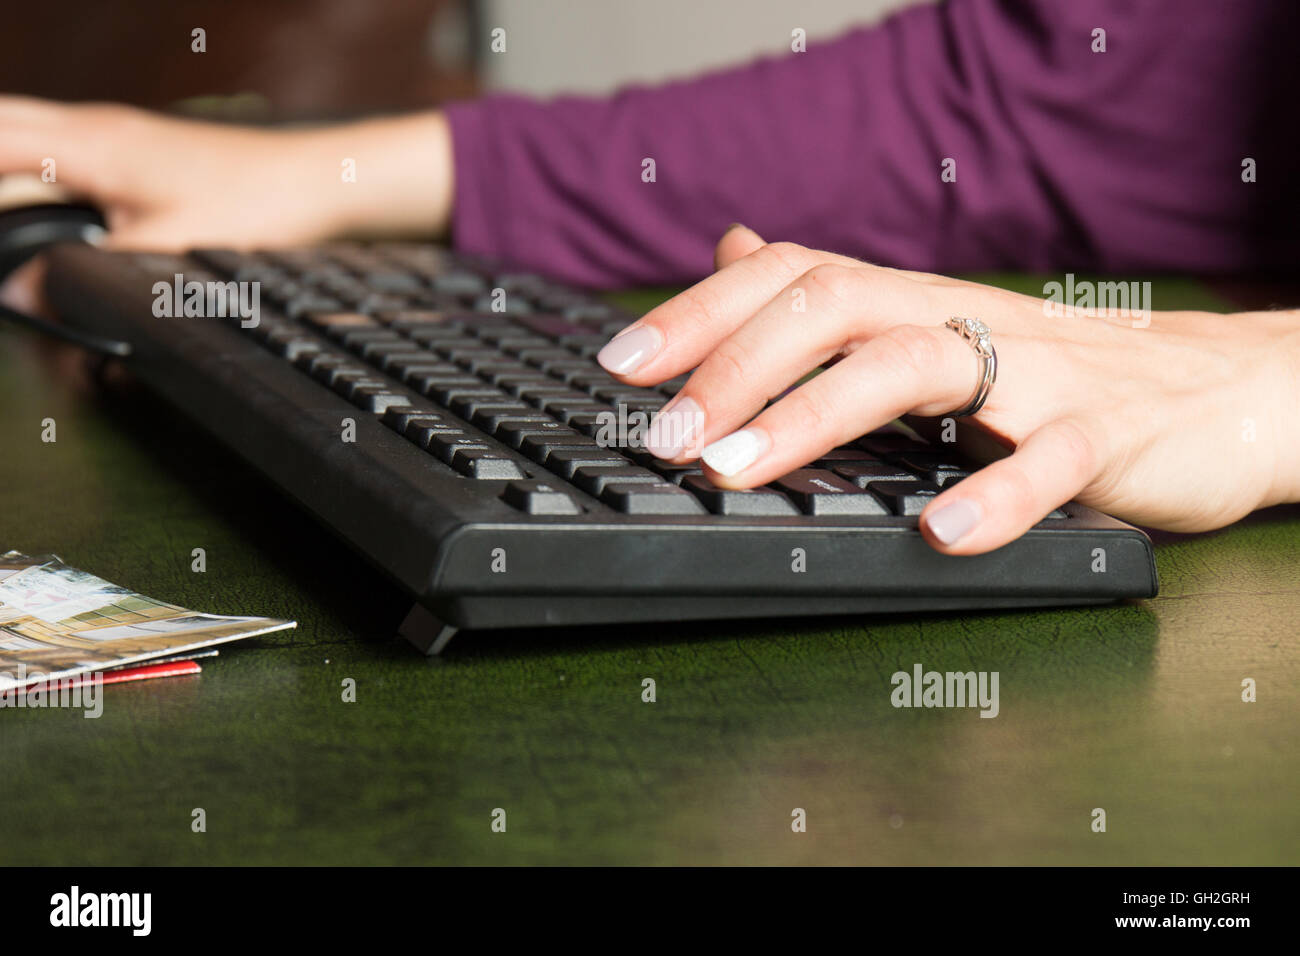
[598,225,1300,556]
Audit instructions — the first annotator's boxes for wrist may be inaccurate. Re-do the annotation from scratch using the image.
[312,111,454,241]
[1262,314,1300,507]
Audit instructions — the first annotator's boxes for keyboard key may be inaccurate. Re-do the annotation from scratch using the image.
[432,272,488,297]
[517,429,596,457]
[351,387,412,414]
[816,447,874,462]
[572,466,663,496]
[856,434,932,459]
[534,448,628,478]
[645,461,705,485]
[304,311,376,331]
[502,480,583,515]
[445,393,517,418]
[382,407,447,433]
[428,434,493,465]
[452,449,526,480]
[831,462,917,487]
[523,442,609,469]
[493,419,573,448]
[869,480,941,516]
[601,481,707,515]
[468,404,537,431]
[680,475,799,515]
[426,383,502,406]
[932,470,970,487]
[771,470,889,516]
[406,421,466,448]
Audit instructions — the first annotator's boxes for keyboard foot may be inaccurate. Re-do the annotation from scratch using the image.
[399,602,459,656]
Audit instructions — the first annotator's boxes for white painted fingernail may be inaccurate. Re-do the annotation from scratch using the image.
[701,429,770,477]
[925,499,982,545]
[596,324,662,375]
[646,397,703,459]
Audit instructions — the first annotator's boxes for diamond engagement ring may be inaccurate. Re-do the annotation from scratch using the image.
[943,317,997,417]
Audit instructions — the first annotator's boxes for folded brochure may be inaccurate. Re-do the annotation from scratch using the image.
[0,551,295,691]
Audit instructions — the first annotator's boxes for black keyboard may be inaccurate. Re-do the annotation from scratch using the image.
[45,242,1157,651]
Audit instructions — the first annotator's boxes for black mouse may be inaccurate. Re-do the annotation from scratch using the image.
[0,201,129,356]
[0,202,107,283]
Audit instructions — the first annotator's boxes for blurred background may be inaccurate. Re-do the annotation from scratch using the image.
[1,0,920,118]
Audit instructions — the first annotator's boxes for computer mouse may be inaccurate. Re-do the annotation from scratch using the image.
[0,202,107,284]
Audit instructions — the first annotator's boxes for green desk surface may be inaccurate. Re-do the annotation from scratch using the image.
[1,275,1296,866]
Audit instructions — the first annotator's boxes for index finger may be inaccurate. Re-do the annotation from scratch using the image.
[597,239,859,384]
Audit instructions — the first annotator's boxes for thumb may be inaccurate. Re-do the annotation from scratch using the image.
[920,419,1102,555]
[713,222,766,271]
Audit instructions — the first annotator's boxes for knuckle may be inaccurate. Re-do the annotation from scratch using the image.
[758,241,814,274]
[877,324,946,381]
[802,263,860,307]
[1050,418,1100,481]
[704,336,757,387]
[984,460,1039,514]
[673,283,731,335]
[782,384,838,438]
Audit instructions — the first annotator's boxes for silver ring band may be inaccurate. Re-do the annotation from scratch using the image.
[944,317,997,417]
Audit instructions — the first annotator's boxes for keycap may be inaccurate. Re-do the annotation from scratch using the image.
[601,482,707,515]
[495,419,576,448]
[385,356,457,378]
[771,470,889,516]
[856,434,932,459]
[516,314,589,339]
[351,387,412,414]
[932,470,970,487]
[452,449,526,480]
[536,449,628,479]
[515,383,580,403]
[382,407,447,433]
[304,311,377,331]
[426,384,503,406]
[893,452,968,477]
[285,295,345,319]
[406,421,466,449]
[428,434,493,465]
[680,475,800,515]
[503,480,582,515]
[816,447,874,462]
[517,430,597,458]
[572,466,664,496]
[646,461,706,485]
[869,480,941,516]
[832,462,917,487]
[273,337,321,362]
[447,394,521,419]
[469,404,538,431]
[432,272,488,297]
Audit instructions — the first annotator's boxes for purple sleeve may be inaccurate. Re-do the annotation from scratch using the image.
[445,0,1300,288]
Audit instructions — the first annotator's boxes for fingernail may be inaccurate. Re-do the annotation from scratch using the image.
[702,428,770,477]
[724,222,747,234]
[597,325,662,375]
[925,499,982,545]
[646,397,704,459]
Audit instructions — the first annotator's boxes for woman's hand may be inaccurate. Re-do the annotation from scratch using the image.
[598,225,1300,554]
[0,96,453,250]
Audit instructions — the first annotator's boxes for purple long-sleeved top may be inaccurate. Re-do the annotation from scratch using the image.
[445,0,1300,288]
